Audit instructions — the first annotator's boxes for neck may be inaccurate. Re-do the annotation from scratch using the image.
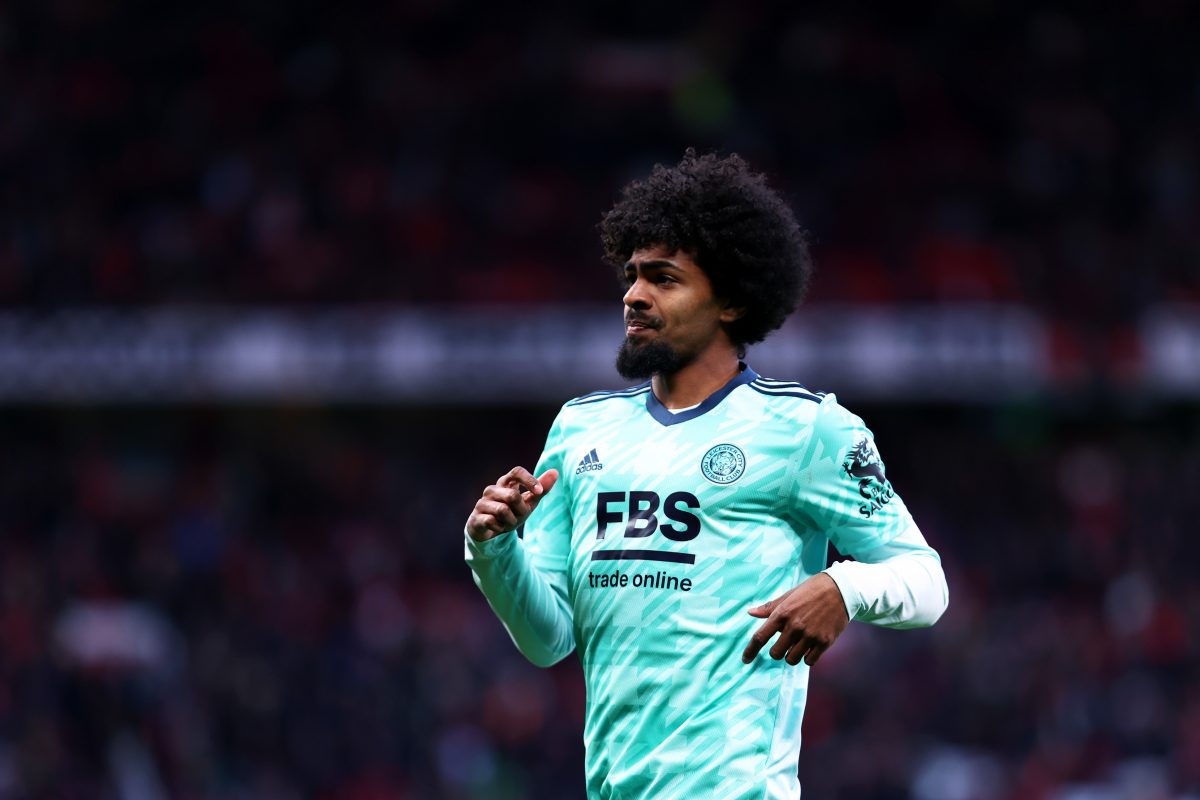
[652,344,742,410]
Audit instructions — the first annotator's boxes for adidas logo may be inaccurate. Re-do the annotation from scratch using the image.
[575,448,604,475]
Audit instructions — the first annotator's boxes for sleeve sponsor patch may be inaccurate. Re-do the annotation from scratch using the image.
[841,437,896,518]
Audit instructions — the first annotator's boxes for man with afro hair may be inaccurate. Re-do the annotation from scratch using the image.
[466,150,948,799]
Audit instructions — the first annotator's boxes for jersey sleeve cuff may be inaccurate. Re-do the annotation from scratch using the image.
[822,561,865,621]
[464,527,520,560]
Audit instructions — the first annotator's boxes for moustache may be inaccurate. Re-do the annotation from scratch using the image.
[625,314,663,329]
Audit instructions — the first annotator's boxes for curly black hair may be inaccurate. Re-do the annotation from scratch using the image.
[599,149,812,351]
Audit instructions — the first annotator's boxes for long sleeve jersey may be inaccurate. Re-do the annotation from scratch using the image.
[466,365,948,799]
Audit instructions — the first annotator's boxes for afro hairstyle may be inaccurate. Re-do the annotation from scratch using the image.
[599,149,812,351]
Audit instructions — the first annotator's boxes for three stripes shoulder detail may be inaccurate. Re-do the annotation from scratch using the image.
[567,383,652,406]
[748,377,826,403]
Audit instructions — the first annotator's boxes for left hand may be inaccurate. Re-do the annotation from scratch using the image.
[742,573,850,666]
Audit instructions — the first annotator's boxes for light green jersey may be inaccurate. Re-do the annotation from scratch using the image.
[467,365,933,799]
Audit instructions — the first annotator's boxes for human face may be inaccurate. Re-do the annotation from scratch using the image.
[615,245,734,379]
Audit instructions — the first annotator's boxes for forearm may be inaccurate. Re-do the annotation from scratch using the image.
[823,526,949,628]
[465,530,576,666]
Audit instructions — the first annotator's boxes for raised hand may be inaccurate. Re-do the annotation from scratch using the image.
[466,466,560,542]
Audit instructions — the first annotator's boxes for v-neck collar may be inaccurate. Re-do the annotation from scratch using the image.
[645,363,758,427]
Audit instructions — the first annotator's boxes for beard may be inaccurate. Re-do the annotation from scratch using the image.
[615,336,691,379]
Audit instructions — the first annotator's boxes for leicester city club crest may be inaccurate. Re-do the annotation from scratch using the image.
[701,443,746,485]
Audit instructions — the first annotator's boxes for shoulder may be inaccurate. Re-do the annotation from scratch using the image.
[744,384,882,482]
[740,374,869,440]
[562,381,652,409]
[545,381,651,436]
[542,382,650,454]
[744,374,828,405]
[741,374,830,423]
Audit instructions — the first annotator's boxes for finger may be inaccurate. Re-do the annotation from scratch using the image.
[483,484,520,502]
[484,485,533,517]
[478,499,518,530]
[803,643,828,666]
[747,588,793,617]
[769,627,797,661]
[786,640,814,666]
[470,512,509,535]
[477,500,518,530]
[742,619,781,663]
[747,601,774,618]
[466,513,497,537]
[529,469,559,500]
[499,466,540,495]
[523,468,560,510]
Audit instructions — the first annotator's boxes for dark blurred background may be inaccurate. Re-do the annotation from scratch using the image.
[1,2,1199,798]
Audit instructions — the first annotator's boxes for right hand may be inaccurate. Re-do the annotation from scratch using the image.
[466,466,560,542]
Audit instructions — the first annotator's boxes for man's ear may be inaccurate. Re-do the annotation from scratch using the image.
[719,300,746,324]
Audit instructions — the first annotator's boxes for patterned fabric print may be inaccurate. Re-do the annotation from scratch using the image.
[515,372,915,799]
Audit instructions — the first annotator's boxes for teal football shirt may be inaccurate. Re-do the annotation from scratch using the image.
[466,364,934,799]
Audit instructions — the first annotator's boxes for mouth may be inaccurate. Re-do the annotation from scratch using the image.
[625,316,660,337]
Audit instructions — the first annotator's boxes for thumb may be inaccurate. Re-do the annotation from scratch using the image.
[526,468,559,509]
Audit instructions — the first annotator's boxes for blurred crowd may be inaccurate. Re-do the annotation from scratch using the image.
[2,2,1199,799]
[0,403,1196,799]
[1,1,1199,326]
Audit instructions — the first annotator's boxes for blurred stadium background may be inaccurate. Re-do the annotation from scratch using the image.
[2,2,1199,798]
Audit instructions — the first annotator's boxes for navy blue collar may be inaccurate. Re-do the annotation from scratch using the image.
[645,363,758,426]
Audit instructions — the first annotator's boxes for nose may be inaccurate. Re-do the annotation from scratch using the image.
[623,276,651,310]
